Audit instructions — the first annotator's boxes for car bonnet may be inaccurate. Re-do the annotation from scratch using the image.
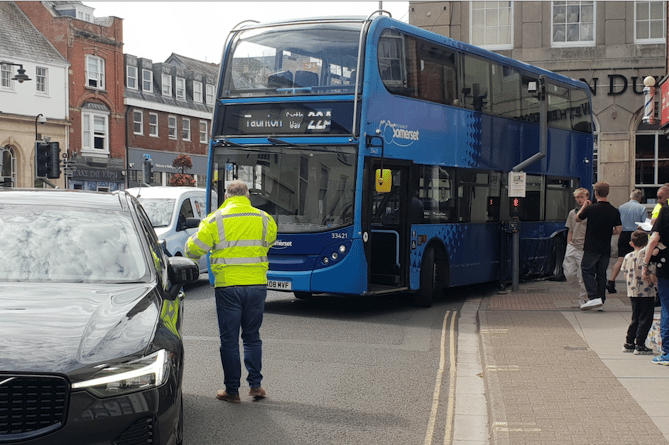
[0,282,158,374]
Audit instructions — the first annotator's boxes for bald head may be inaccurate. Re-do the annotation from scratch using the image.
[658,186,669,204]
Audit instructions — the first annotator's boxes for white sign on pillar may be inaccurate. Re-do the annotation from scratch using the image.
[509,172,526,197]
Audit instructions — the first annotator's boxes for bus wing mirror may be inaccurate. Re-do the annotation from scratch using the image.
[375,169,392,193]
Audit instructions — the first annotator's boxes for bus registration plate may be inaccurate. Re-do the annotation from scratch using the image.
[268,280,292,290]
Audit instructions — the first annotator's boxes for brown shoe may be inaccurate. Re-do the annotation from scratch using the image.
[249,387,266,400]
[216,390,240,403]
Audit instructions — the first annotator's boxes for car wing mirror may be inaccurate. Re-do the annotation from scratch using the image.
[167,256,200,300]
[185,217,201,229]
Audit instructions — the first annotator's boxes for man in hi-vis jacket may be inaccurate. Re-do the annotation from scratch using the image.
[186,180,277,403]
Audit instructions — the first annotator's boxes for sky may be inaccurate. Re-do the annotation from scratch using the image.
[90,1,410,64]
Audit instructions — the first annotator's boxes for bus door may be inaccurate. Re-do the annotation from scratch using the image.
[367,162,411,291]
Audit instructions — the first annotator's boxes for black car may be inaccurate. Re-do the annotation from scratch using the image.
[0,190,199,444]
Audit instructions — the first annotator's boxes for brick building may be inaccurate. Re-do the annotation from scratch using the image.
[409,1,667,207]
[124,53,218,187]
[17,1,126,191]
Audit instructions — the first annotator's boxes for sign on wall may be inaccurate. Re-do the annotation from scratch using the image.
[661,78,669,130]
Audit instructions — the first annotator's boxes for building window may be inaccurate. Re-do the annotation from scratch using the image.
[127,65,137,90]
[552,1,595,47]
[36,67,48,94]
[86,55,105,89]
[133,110,143,135]
[193,81,203,102]
[149,113,158,137]
[206,84,215,104]
[168,115,177,139]
[162,74,172,96]
[1,65,13,89]
[200,121,208,143]
[142,69,153,92]
[76,10,92,22]
[635,128,669,201]
[182,118,191,141]
[471,1,513,49]
[176,77,186,100]
[82,112,109,153]
[635,1,665,43]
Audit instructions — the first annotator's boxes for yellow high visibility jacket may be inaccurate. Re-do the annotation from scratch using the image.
[185,196,277,287]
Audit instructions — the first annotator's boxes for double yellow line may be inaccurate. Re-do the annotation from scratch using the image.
[424,310,457,445]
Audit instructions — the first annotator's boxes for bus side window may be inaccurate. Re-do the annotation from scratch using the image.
[420,166,455,223]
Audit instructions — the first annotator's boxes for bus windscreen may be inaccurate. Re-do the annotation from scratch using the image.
[213,145,357,232]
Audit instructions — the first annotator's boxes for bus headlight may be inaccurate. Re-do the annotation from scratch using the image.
[315,240,353,269]
[72,349,171,398]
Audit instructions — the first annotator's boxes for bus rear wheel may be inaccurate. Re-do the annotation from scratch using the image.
[414,246,446,307]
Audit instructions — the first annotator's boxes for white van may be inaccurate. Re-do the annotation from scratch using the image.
[126,186,217,274]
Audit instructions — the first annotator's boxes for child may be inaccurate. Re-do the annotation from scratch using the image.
[621,230,657,354]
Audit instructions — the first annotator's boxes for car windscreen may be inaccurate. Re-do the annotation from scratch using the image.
[0,206,148,283]
[137,198,176,228]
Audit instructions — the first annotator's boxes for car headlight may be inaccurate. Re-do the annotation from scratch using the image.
[72,349,171,398]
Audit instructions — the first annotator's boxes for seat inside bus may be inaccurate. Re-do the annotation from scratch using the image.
[294,70,318,88]
[268,71,293,88]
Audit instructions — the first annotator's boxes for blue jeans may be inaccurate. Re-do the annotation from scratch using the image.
[215,286,267,395]
[656,278,669,356]
[581,252,609,302]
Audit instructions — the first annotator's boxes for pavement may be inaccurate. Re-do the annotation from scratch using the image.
[453,270,669,445]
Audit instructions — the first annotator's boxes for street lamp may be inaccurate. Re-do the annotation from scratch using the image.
[0,61,31,83]
[35,114,46,141]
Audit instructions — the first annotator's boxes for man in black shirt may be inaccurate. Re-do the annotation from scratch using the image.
[576,181,622,310]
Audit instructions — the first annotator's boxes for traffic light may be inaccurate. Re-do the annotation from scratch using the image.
[35,142,61,179]
[48,142,61,179]
[510,197,523,217]
[142,154,153,184]
[35,142,50,177]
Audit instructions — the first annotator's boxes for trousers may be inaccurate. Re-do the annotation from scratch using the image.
[581,251,610,302]
[626,298,656,346]
[563,244,587,300]
[215,285,267,395]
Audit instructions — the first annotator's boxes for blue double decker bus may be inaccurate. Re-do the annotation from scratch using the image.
[207,12,593,306]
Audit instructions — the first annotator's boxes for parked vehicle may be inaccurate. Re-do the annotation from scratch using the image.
[0,189,198,444]
[126,186,217,274]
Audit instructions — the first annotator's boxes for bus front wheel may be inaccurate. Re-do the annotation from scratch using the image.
[294,291,313,300]
[415,246,446,307]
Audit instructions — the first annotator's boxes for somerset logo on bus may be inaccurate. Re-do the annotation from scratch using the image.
[377,120,420,147]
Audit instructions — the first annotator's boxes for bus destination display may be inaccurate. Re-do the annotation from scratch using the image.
[221,103,353,136]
